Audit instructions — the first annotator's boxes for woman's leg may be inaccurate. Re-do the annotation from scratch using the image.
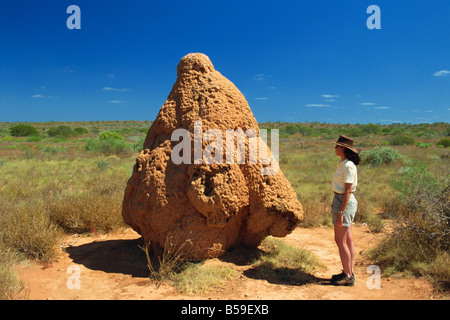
[346,225,354,275]
[334,224,352,277]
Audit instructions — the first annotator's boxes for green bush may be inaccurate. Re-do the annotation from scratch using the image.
[297,126,312,136]
[360,147,402,165]
[85,138,131,156]
[9,124,39,137]
[285,125,298,135]
[40,146,68,154]
[345,127,364,137]
[74,127,89,135]
[26,136,42,142]
[47,125,74,138]
[437,138,450,148]
[369,160,449,289]
[415,142,433,148]
[99,131,124,141]
[360,123,382,135]
[389,135,415,146]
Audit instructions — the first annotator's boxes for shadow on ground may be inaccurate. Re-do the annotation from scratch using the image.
[66,238,330,287]
[220,245,326,286]
[66,237,149,278]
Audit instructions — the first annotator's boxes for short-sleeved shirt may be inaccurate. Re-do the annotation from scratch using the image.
[332,159,357,194]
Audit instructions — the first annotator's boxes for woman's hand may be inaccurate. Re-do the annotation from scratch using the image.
[336,213,344,228]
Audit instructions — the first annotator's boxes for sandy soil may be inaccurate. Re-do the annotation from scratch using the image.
[16,224,444,300]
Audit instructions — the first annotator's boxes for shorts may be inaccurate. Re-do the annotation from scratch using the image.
[331,193,357,227]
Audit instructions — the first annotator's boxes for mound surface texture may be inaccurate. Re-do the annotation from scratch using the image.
[122,53,303,259]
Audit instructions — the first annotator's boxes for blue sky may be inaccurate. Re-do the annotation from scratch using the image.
[1,0,449,124]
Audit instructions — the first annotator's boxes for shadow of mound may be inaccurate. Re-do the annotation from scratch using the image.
[66,237,149,278]
[219,245,264,266]
[244,261,321,286]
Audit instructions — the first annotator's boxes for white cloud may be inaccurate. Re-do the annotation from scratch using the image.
[322,94,339,99]
[31,94,44,98]
[102,87,131,92]
[374,106,390,109]
[253,74,271,81]
[108,100,123,104]
[107,74,115,79]
[305,104,331,107]
[433,70,450,77]
[255,97,269,100]
[361,102,376,106]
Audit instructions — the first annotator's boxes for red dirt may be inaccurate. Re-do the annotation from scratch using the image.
[16,224,444,300]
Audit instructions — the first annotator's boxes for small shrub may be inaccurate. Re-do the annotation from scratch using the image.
[9,124,39,137]
[360,123,382,135]
[437,138,450,148]
[73,127,89,135]
[285,125,298,135]
[99,131,124,141]
[345,127,364,137]
[26,136,42,142]
[297,126,312,136]
[174,264,237,294]
[46,174,126,234]
[95,160,110,171]
[367,214,384,233]
[369,160,449,290]
[132,136,145,152]
[249,237,324,285]
[360,147,402,165]
[389,135,415,146]
[85,138,131,156]
[40,146,68,154]
[415,142,433,148]
[0,202,60,262]
[0,246,24,300]
[141,232,194,284]
[47,125,74,138]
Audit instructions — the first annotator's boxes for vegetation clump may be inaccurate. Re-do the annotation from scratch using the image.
[9,124,39,137]
[360,147,402,165]
[368,160,449,291]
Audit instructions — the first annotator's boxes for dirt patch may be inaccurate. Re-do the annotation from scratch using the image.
[16,224,442,300]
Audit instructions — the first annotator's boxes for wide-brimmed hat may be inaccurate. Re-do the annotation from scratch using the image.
[334,135,358,154]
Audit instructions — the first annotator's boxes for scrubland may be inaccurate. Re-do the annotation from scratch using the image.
[0,120,448,299]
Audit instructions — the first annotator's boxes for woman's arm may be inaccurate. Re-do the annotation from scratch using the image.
[336,182,353,227]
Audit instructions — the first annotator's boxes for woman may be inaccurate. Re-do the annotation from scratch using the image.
[330,135,360,286]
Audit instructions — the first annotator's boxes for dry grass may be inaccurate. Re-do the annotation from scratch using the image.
[173,264,237,295]
[141,232,238,294]
[0,120,448,297]
[249,236,325,285]
[141,232,195,284]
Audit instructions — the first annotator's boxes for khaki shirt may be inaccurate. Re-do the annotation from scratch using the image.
[332,159,357,194]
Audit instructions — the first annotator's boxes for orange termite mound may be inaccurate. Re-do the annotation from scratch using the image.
[122,53,303,259]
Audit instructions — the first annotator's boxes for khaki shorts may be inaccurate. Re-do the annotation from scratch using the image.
[331,193,357,227]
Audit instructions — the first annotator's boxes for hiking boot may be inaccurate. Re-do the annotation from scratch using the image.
[331,271,345,281]
[331,273,355,286]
